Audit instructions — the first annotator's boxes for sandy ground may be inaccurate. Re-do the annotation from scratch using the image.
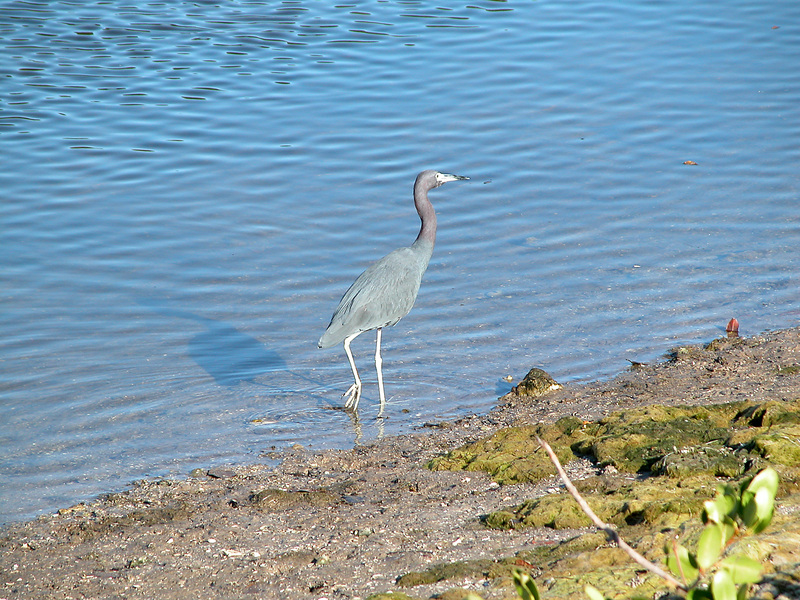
[2,325,799,600]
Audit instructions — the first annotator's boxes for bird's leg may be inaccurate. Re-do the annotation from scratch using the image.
[342,334,362,410]
[375,328,386,416]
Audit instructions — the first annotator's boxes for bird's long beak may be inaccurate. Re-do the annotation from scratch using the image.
[440,173,469,182]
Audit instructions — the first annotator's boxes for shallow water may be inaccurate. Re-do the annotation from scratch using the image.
[1,1,799,524]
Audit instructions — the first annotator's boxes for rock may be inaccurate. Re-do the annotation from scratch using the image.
[510,368,562,397]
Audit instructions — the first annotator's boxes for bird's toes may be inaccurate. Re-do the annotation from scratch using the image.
[343,384,361,410]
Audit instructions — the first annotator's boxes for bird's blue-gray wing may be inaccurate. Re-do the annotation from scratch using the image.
[318,247,427,348]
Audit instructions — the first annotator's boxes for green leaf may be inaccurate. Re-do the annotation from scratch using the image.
[742,487,776,533]
[584,585,605,600]
[703,499,723,525]
[687,587,713,600]
[746,468,780,498]
[741,468,779,531]
[697,523,725,570]
[736,583,750,600]
[711,569,737,600]
[665,542,699,583]
[720,556,763,584]
[513,569,541,600]
[704,485,739,524]
[703,484,739,523]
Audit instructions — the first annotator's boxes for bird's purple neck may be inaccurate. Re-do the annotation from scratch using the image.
[413,179,437,247]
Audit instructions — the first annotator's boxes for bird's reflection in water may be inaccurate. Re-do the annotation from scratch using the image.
[325,404,386,445]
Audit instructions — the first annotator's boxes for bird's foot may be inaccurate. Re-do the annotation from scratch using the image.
[343,383,361,411]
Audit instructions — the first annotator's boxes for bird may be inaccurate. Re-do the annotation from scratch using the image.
[318,169,469,413]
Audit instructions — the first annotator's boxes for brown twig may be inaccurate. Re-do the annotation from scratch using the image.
[536,436,687,591]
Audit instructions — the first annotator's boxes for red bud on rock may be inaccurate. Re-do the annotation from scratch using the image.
[726,318,739,337]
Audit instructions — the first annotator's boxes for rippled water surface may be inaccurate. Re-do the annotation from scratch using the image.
[1,1,799,524]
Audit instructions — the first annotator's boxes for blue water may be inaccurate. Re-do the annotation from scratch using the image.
[1,1,799,524]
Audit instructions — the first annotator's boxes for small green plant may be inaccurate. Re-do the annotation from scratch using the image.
[473,461,778,600]
[664,467,778,600]
[513,568,541,600]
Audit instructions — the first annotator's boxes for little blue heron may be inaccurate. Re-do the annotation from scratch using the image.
[318,169,469,413]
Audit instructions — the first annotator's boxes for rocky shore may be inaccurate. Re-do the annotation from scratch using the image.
[2,326,799,600]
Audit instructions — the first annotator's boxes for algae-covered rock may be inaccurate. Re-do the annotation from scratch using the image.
[428,417,588,484]
[776,364,800,376]
[572,404,743,474]
[430,400,800,486]
[733,400,800,428]
[421,398,800,600]
[511,368,562,397]
[485,476,705,531]
[396,558,511,587]
[651,443,747,478]
[365,593,420,600]
[397,498,800,600]
[749,425,800,466]
[485,494,592,530]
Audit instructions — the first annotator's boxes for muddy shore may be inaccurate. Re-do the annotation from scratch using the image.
[2,326,799,600]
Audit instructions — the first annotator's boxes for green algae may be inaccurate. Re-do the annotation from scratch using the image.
[396,559,499,587]
[431,400,800,486]
[485,476,709,531]
[749,425,800,466]
[396,496,800,600]
[474,400,800,537]
[777,364,800,376]
[365,593,421,600]
[415,399,800,598]
[652,443,747,478]
[734,400,800,428]
[428,417,589,484]
[574,403,746,474]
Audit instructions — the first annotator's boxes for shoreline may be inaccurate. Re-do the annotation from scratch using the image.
[2,325,799,599]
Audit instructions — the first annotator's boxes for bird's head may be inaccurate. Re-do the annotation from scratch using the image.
[416,170,469,189]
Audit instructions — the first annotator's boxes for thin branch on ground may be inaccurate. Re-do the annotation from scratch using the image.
[536,436,687,591]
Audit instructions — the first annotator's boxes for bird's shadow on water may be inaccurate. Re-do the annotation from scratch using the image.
[187,318,285,387]
[136,297,393,446]
[136,298,286,387]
